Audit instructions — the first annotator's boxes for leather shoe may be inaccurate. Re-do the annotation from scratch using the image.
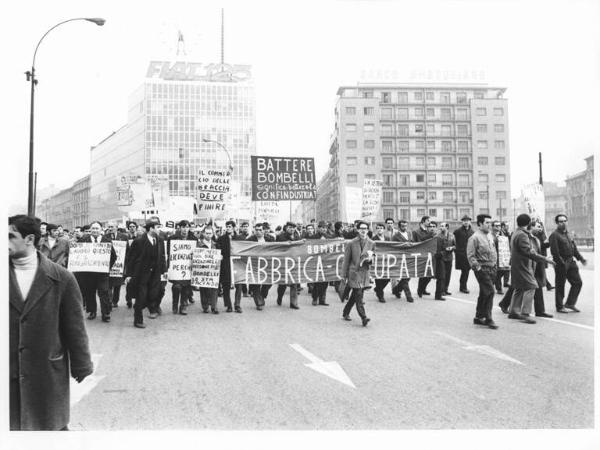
[226,306,233,313]
[485,320,499,329]
[202,309,209,314]
[392,289,401,299]
[520,316,536,324]
[188,298,195,304]
[556,307,569,313]
[460,289,470,294]
[179,307,188,316]
[276,297,282,306]
[256,306,263,311]
[112,302,119,308]
[417,291,423,298]
[423,291,431,296]
[312,300,318,306]
[212,309,219,314]
[134,322,146,328]
[508,313,523,320]
[290,305,300,310]
[319,302,329,306]
[444,291,452,296]
[564,305,580,312]
[536,312,553,318]
[434,297,446,301]
[148,312,158,319]
[87,312,97,320]
[499,305,509,314]
[473,317,487,326]
[378,298,386,303]
[101,315,111,323]
[406,297,414,303]
[496,290,504,295]
[235,307,243,313]
[362,317,371,327]
[126,302,132,309]
[547,285,555,291]
[342,315,352,321]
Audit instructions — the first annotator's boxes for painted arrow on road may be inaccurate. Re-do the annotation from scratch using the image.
[434,332,524,365]
[290,344,356,388]
[71,353,105,406]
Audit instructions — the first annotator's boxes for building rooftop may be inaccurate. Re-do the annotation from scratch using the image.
[337,83,507,96]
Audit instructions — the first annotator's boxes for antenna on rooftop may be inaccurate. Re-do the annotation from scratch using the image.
[176,30,186,56]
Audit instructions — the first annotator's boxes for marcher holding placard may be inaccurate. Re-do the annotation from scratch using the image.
[75,221,117,322]
[216,220,240,313]
[197,226,219,314]
[107,224,130,308]
[167,220,196,315]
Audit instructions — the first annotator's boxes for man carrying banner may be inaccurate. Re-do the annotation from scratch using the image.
[306,221,330,306]
[246,222,275,310]
[275,222,301,309]
[454,215,474,294]
[391,219,415,302]
[217,220,240,313]
[105,223,129,308]
[372,223,390,303]
[467,214,499,329]
[167,220,196,315]
[342,221,374,327]
[125,218,167,328]
[434,222,454,300]
[413,216,434,298]
[197,226,220,313]
[76,221,117,322]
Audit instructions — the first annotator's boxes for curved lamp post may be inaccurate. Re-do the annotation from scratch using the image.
[26,17,105,216]
[202,138,234,171]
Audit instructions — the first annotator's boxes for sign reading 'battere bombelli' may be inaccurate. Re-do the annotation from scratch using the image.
[251,156,316,201]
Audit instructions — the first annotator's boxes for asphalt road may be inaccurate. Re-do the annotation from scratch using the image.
[69,256,595,431]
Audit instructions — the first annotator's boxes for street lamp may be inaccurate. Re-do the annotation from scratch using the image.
[202,138,234,171]
[26,17,106,216]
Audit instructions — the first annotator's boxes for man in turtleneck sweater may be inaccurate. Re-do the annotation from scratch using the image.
[9,215,93,430]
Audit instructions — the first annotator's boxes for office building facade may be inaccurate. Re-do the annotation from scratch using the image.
[565,155,594,238]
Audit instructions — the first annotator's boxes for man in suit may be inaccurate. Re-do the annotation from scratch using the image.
[76,221,117,323]
[125,218,167,328]
[391,219,415,302]
[413,216,434,297]
[454,215,475,293]
[104,222,130,308]
[372,223,390,302]
[167,220,196,315]
[37,223,70,268]
[246,222,275,310]
[9,215,93,430]
[341,221,374,327]
[216,220,240,313]
[275,222,301,309]
[306,220,331,306]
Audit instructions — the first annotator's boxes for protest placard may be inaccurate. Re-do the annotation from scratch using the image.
[167,240,195,280]
[109,241,127,277]
[251,156,316,201]
[196,169,231,215]
[345,186,363,223]
[68,242,112,273]
[497,235,511,269]
[191,248,223,288]
[361,179,383,221]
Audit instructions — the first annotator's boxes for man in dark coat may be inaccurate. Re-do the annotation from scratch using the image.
[372,223,390,302]
[391,219,415,302]
[412,216,434,297]
[216,220,240,313]
[246,222,275,310]
[454,215,475,293]
[306,220,331,306]
[105,223,130,308]
[275,222,300,309]
[9,215,93,430]
[37,223,70,267]
[125,218,168,328]
[167,220,196,315]
[76,221,117,322]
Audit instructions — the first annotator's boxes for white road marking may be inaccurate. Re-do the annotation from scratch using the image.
[434,331,524,365]
[290,343,356,388]
[444,296,594,331]
[71,353,105,406]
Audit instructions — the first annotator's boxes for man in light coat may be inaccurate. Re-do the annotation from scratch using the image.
[9,215,93,430]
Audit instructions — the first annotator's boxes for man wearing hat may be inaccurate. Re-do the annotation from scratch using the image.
[454,215,475,294]
[125,218,167,328]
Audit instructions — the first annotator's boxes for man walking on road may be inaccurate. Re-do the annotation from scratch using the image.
[342,221,374,326]
[454,215,475,294]
[9,215,93,430]
[275,222,301,309]
[467,214,498,329]
[549,214,587,313]
[372,223,390,302]
[391,219,415,302]
[413,216,434,298]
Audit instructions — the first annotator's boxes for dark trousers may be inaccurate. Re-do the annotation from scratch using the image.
[134,270,162,323]
[234,284,246,307]
[459,269,470,290]
[249,284,271,307]
[79,272,111,316]
[474,267,496,320]
[343,287,367,319]
[374,279,390,298]
[392,278,413,300]
[108,277,123,305]
[554,261,582,309]
[417,277,432,295]
[434,268,446,299]
[200,287,218,311]
[495,270,508,292]
[171,281,192,310]
[502,271,510,286]
[534,287,547,315]
[277,284,298,306]
[499,285,514,311]
[443,260,452,292]
[125,281,135,305]
[221,282,235,308]
[311,282,329,304]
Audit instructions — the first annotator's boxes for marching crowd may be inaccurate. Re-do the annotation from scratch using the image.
[26,211,588,330]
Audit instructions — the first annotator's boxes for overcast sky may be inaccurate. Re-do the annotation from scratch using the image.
[3,0,599,213]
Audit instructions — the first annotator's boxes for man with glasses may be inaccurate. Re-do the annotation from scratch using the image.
[549,214,587,312]
[341,221,374,326]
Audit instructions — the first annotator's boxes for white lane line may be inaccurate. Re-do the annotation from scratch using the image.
[71,353,105,406]
[434,331,524,365]
[290,344,356,388]
[444,296,594,331]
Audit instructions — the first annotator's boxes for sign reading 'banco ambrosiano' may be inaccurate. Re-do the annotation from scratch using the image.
[251,156,316,201]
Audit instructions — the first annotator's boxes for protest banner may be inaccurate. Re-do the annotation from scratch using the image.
[109,241,128,277]
[196,169,231,216]
[251,156,316,201]
[256,201,280,222]
[497,235,511,269]
[167,240,195,280]
[361,179,383,221]
[191,248,223,288]
[345,186,363,223]
[521,183,545,221]
[230,239,437,285]
[68,242,112,273]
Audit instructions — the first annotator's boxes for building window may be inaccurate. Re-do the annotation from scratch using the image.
[382,157,393,169]
[383,208,395,219]
[415,124,424,133]
[477,156,488,165]
[480,208,490,215]
[397,108,409,119]
[364,174,376,179]
[399,192,410,203]
[429,208,438,217]
[364,156,376,165]
[460,208,472,218]
[479,191,489,200]
[459,192,470,203]
[426,107,435,117]
[441,125,451,136]
[478,173,489,183]
[383,174,394,186]
[365,140,376,149]
[493,107,504,116]
[383,191,394,203]
[457,141,469,152]
[362,90,374,98]
[414,91,423,101]
[442,141,452,152]
[458,174,470,186]
[477,140,488,150]
[398,141,409,152]
[345,107,356,115]
[428,191,437,200]
[477,124,487,133]
[416,157,425,166]
[347,174,358,183]
[399,208,410,220]
[497,208,507,217]
[415,107,424,117]
[417,208,426,216]
[440,92,450,104]
[346,123,357,131]
[458,157,469,169]
[398,125,409,136]
[426,91,434,101]
[416,140,425,150]
[494,123,505,133]
[398,92,408,103]
[427,141,435,151]
[398,157,409,169]
[382,140,393,152]
[456,92,467,104]
[474,91,484,99]
[495,174,506,183]
[495,156,506,165]
[457,124,468,136]
[427,157,436,167]
[381,92,391,103]
[456,108,468,120]
[441,108,451,120]
[364,107,375,115]
[426,124,435,135]
[416,191,425,200]
[442,174,453,186]
[494,140,505,149]
[442,157,453,169]
[496,190,507,200]
[443,191,453,202]
[381,108,393,119]
[346,140,357,149]
[381,124,393,136]
[416,174,425,183]
[364,123,375,132]
[476,107,487,116]
[428,173,437,184]
[398,174,409,186]
[346,156,358,166]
